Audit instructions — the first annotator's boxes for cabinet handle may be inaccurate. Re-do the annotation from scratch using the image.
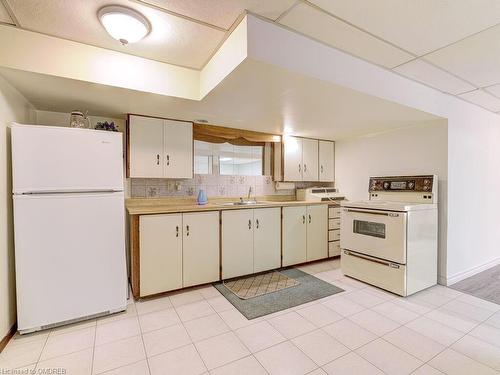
[176,226,179,237]
[256,219,259,229]
[156,154,160,165]
[298,164,301,173]
[302,215,305,224]
[248,219,252,230]
[304,164,307,172]
[186,225,189,236]
[321,165,323,174]
[166,154,170,166]
[308,214,312,224]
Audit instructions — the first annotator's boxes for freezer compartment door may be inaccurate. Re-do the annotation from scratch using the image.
[13,192,127,331]
[341,250,406,296]
[11,124,123,193]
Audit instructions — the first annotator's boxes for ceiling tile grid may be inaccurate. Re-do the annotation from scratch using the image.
[3,0,500,115]
[5,0,228,69]
[393,59,476,95]
[0,1,14,24]
[459,89,500,112]
[279,2,413,69]
[139,0,297,30]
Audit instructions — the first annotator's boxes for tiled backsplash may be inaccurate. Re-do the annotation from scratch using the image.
[130,175,333,198]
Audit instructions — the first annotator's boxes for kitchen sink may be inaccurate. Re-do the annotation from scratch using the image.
[222,201,268,206]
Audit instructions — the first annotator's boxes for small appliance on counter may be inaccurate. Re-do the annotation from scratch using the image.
[296,187,345,202]
[11,123,127,333]
[340,175,438,297]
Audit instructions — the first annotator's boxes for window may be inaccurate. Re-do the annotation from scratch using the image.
[353,220,386,239]
[194,140,264,176]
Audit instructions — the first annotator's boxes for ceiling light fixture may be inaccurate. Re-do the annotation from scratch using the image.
[98,5,151,45]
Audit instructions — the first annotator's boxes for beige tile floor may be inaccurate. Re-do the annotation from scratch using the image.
[2,258,500,374]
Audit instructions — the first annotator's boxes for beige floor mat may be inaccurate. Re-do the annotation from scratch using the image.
[223,271,300,300]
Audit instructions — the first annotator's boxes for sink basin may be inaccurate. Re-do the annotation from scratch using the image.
[222,201,267,206]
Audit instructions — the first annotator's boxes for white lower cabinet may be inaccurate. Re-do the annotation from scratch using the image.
[306,204,328,261]
[253,208,281,273]
[222,209,254,279]
[282,206,307,266]
[222,208,281,279]
[283,205,328,266]
[140,214,183,296]
[183,211,220,287]
[139,211,219,297]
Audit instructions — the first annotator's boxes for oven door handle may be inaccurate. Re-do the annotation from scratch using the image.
[343,250,400,269]
[344,208,400,217]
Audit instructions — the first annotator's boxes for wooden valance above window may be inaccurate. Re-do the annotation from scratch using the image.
[193,123,281,146]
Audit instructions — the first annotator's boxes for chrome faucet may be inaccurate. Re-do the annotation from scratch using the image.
[247,186,253,201]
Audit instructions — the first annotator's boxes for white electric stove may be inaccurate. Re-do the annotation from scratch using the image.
[340,175,438,296]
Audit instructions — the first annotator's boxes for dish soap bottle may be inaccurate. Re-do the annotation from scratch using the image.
[197,189,208,205]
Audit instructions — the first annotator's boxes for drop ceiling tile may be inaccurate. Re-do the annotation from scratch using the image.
[425,24,500,88]
[309,0,500,56]
[6,0,225,69]
[484,84,500,99]
[394,59,476,95]
[279,3,413,69]
[141,0,297,29]
[459,89,500,112]
[0,1,14,24]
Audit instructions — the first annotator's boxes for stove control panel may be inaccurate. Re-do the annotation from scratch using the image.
[369,175,434,192]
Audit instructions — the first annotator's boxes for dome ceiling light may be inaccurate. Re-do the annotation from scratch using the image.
[98,5,151,45]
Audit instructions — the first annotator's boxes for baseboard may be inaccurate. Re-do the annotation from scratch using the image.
[0,323,17,353]
[445,256,500,286]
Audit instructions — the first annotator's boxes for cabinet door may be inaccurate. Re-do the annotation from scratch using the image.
[306,205,328,261]
[129,115,164,178]
[302,138,319,181]
[222,209,254,279]
[253,208,281,273]
[282,206,307,266]
[283,136,303,181]
[140,214,182,296]
[319,140,335,182]
[183,211,220,287]
[164,120,193,179]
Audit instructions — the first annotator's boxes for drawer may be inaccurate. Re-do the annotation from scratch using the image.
[328,207,341,218]
[328,241,340,257]
[341,250,406,296]
[329,218,340,230]
[329,229,340,241]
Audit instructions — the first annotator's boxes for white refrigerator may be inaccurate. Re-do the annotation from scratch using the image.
[11,123,127,333]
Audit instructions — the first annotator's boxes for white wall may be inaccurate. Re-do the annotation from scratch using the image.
[0,74,35,341]
[335,120,448,281]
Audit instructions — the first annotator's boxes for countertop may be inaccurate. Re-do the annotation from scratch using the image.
[126,197,339,215]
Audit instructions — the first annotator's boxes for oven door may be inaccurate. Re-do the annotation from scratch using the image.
[340,208,407,264]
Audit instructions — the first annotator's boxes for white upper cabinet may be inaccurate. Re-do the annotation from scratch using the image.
[302,138,319,181]
[283,136,303,181]
[319,140,335,182]
[164,119,193,179]
[129,116,164,178]
[128,115,193,179]
[282,136,328,182]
